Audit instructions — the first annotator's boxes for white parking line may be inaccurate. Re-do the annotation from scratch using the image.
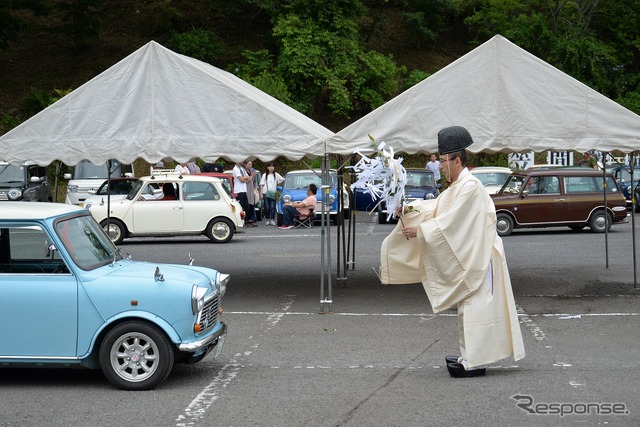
[175,298,294,427]
[176,307,638,424]
[224,310,640,318]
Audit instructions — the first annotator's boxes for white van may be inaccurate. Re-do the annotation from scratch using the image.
[64,160,134,205]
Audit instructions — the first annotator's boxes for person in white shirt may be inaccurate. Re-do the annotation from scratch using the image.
[260,162,285,225]
[174,162,190,175]
[233,161,256,227]
[426,153,441,183]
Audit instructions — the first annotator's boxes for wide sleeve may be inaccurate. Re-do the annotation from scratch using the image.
[419,183,496,312]
[379,200,436,284]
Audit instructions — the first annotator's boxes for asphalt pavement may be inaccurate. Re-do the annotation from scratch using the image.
[1,213,639,426]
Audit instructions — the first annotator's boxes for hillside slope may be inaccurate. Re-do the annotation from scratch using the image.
[0,3,472,132]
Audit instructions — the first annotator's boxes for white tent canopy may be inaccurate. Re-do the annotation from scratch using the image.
[0,41,332,166]
[327,35,640,156]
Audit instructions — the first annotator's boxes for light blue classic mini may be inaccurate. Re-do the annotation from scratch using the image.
[0,203,228,390]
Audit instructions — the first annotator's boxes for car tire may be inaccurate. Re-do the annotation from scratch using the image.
[496,213,514,237]
[99,321,174,390]
[568,225,586,231]
[276,213,284,227]
[206,218,234,243]
[378,210,387,224]
[333,213,343,226]
[635,199,640,214]
[588,209,612,233]
[101,219,126,245]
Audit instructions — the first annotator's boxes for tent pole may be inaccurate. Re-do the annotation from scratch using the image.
[319,155,333,313]
[603,153,609,269]
[54,161,61,202]
[348,156,356,272]
[336,171,348,287]
[106,160,112,238]
[631,152,638,288]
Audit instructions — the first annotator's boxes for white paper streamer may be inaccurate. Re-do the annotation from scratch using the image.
[349,136,407,221]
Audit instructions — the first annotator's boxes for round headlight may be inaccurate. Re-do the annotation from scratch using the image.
[8,188,22,200]
[191,286,208,314]
[84,202,93,209]
[283,194,291,203]
[426,193,435,199]
[67,185,79,193]
[216,273,230,297]
[328,194,336,204]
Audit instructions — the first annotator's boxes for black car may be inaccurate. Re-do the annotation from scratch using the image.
[0,161,51,202]
[606,164,639,208]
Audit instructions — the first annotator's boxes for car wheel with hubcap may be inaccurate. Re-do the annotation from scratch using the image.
[101,218,126,245]
[588,209,612,233]
[496,213,514,237]
[99,321,174,390]
[206,217,234,243]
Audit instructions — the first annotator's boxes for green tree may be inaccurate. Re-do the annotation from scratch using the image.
[463,0,636,99]
[0,0,51,49]
[58,0,102,48]
[169,28,227,63]
[400,0,458,48]
[271,0,404,118]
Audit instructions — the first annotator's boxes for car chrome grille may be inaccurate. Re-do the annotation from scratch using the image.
[198,295,220,333]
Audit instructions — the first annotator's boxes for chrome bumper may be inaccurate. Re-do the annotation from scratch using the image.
[178,322,227,352]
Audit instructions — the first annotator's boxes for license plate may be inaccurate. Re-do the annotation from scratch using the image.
[213,333,226,358]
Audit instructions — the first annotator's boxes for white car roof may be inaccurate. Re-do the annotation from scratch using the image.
[285,169,337,175]
[470,166,512,173]
[139,174,222,183]
[0,160,39,166]
[0,202,85,220]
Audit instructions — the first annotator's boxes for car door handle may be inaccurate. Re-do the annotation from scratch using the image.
[173,206,183,210]
[555,198,565,202]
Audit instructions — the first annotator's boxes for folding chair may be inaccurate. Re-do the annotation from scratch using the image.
[293,209,314,229]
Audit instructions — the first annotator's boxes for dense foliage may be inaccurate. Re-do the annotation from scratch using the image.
[1,0,639,133]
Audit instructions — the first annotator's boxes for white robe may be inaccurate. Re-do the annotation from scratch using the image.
[380,170,525,368]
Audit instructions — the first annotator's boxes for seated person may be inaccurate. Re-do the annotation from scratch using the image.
[158,183,177,200]
[279,184,317,230]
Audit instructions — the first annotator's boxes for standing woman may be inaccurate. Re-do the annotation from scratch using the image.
[244,161,258,226]
[260,162,285,225]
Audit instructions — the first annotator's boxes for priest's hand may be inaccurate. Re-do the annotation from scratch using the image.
[401,226,417,239]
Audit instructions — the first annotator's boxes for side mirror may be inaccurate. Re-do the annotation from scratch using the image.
[63,173,72,179]
[520,190,528,198]
[124,172,134,178]
[45,243,57,259]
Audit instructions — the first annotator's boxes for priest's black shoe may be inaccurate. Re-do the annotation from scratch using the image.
[445,355,460,365]
[446,362,486,378]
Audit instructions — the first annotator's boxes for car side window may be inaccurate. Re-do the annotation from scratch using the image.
[182,182,219,201]
[0,225,68,274]
[528,176,559,194]
[565,176,618,194]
